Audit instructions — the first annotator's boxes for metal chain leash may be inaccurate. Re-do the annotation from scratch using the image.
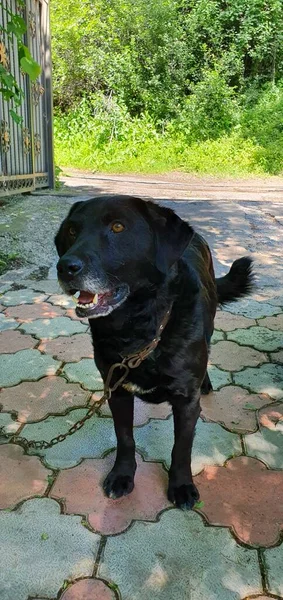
[0,308,172,451]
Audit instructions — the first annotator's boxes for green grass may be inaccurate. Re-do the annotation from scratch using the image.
[54,86,283,177]
[54,130,267,177]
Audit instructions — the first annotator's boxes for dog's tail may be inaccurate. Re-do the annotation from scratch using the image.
[216,257,254,306]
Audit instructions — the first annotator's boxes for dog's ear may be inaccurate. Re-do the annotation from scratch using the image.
[145,201,194,274]
[54,201,84,257]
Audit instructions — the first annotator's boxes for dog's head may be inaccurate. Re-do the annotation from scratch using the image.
[55,195,193,318]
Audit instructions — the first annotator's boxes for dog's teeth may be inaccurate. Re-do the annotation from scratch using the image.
[93,293,98,305]
[72,296,78,304]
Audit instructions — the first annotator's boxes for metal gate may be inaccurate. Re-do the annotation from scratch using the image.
[0,0,54,195]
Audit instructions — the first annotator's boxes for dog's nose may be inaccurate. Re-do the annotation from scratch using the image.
[57,256,83,278]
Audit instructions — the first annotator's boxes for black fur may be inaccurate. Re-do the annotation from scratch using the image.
[55,195,254,508]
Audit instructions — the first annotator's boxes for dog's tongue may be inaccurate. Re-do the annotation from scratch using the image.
[78,291,94,305]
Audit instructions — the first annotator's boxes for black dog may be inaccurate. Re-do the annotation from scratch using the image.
[55,195,253,509]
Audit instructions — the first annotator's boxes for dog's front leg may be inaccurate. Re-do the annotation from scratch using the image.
[168,394,201,509]
[103,388,137,499]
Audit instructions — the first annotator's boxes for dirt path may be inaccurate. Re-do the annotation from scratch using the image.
[61,169,283,202]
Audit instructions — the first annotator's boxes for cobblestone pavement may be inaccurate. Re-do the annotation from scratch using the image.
[0,178,283,599]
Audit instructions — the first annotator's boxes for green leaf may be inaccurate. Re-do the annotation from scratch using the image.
[9,109,23,125]
[40,532,49,541]
[244,403,258,411]
[0,88,14,100]
[7,16,26,37]
[20,56,41,80]
[194,500,205,510]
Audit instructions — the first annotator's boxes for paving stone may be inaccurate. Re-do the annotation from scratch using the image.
[227,327,283,352]
[244,404,283,469]
[271,350,283,364]
[18,279,61,295]
[211,329,225,344]
[0,349,60,387]
[0,498,100,600]
[214,311,256,331]
[201,386,273,433]
[0,289,47,306]
[259,313,283,331]
[63,359,103,391]
[0,413,21,437]
[264,544,283,595]
[100,396,172,426]
[195,456,283,547]
[5,302,64,322]
[0,444,51,509]
[19,317,88,340]
[39,333,93,362]
[22,409,117,468]
[60,579,116,600]
[64,307,87,321]
[0,312,18,332]
[52,452,170,534]
[99,509,262,600]
[48,294,75,308]
[0,330,36,354]
[234,364,283,400]
[134,415,241,474]
[207,365,232,389]
[0,377,90,423]
[224,299,281,319]
[0,304,3,311]
[210,341,267,371]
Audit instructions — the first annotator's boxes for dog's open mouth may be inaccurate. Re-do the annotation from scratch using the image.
[72,285,129,318]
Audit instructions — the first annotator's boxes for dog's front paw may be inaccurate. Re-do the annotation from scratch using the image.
[168,482,200,510]
[103,470,135,499]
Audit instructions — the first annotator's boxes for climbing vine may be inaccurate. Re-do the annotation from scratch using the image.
[0,0,40,123]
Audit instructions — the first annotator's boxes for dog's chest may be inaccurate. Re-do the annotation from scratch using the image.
[123,354,160,396]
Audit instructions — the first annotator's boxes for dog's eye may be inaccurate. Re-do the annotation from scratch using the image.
[111,222,125,233]
[68,227,77,238]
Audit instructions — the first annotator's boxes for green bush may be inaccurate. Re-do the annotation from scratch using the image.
[241,83,283,173]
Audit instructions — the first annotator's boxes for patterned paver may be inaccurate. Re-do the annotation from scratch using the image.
[0,313,18,331]
[52,452,170,534]
[0,377,90,423]
[0,289,47,306]
[134,415,241,473]
[99,509,262,600]
[260,313,283,330]
[0,412,21,437]
[271,350,283,363]
[214,311,256,331]
[210,340,267,371]
[0,444,51,508]
[195,456,283,546]
[5,302,64,322]
[22,409,117,468]
[201,386,273,433]
[244,403,283,469]
[63,358,103,390]
[211,329,225,343]
[234,364,283,400]
[0,330,36,353]
[60,579,116,600]
[264,545,283,595]
[0,498,100,600]
[227,327,283,352]
[39,333,93,362]
[48,294,75,308]
[0,349,60,387]
[207,365,232,389]
[100,397,172,425]
[224,298,281,319]
[19,316,88,340]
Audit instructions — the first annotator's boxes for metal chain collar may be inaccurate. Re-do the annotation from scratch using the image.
[0,308,172,451]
